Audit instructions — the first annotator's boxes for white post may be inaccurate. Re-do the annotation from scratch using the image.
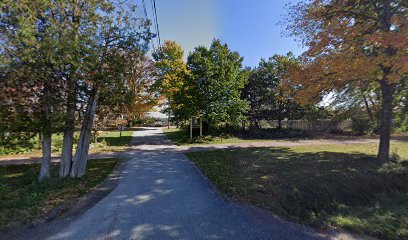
[190,119,193,140]
[200,118,203,137]
[168,98,170,129]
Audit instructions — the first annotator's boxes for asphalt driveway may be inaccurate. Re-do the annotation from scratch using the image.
[42,127,323,240]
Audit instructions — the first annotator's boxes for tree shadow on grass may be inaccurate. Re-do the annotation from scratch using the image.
[98,136,132,146]
[242,147,408,209]
[190,148,408,239]
[0,159,119,230]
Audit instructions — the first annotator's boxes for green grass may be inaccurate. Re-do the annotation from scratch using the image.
[96,130,133,147]
[0,130,133,158]
[163,128,283,145]
[186,142,408,240]
[0,158,120,229]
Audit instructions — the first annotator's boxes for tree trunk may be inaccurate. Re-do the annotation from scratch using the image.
[377,82,395,163]
[60,4,82,177]
[362,94,374,121]
[70,90,98,178]
[37,132,41,149]
[59,78,76,178]
[278,119,282,130]
[38,84,52,182]
[255,120,260,129]
[38,131,52,182]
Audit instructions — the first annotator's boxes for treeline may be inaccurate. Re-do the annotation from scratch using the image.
[154,42,330,129]
[154,0,407,163]
[1,0,157,181]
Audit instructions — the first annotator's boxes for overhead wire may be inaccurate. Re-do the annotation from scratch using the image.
[141,0,156,52]
[150,0,161,49]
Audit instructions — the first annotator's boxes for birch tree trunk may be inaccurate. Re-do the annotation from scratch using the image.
[70,90,99,178]
[38,84,53,182]
[59,78,76,178]
[38,131,52,182]
[60,3,82,177]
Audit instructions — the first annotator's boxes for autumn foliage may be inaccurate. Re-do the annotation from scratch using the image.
[285,0,408,162]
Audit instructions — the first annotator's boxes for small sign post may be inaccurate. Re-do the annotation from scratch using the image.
[190,117,202,140]
[117,114,126,139]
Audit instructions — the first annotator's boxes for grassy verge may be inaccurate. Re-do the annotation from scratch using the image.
[186,142,408,239]
[0,158,120,229]
[92,130,133,153]
[0,130,133,158]
[163,128,293,145]
[96,130,133,147]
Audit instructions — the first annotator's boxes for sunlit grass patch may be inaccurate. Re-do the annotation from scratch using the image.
[163,127,281,145]
[0,130,134,158]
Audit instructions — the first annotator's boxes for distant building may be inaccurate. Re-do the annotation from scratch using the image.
[145,112,169,126]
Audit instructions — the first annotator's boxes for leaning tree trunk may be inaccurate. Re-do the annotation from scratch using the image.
[60,4,82,177]
[59,78,76,178]
[377,82,395,163]
[70,90,98,178]
[38,131,52,182]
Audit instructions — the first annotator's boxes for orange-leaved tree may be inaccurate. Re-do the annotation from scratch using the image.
[285,0,408,162]
[152,40,190,121]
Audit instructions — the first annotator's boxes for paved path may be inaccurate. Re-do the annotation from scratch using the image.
[43,128,326,240]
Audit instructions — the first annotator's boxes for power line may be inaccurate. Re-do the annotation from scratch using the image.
[150,0,161,49]
[141,0,156,51]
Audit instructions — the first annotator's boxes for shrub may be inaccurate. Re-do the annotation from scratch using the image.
[351,116,374,135]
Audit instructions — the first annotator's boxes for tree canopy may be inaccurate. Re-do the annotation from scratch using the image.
[285,0,408,162]
[171,39,248,124]
[243,53,303,129]
[1,0,152,180]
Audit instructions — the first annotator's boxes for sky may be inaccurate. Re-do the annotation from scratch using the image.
[139,0,305,67]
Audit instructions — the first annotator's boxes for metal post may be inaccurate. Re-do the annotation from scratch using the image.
[190,119,193,140]
[199,118,202,137]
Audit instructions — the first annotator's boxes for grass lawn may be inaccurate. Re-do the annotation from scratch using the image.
[163,128,287,145]
[0,158,120,229]
[186,142,408,239]
[92,130,133,153]
[0,130,133,158]
[96,130,133,147]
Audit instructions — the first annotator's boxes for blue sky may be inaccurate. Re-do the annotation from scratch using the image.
[140,0,304,67]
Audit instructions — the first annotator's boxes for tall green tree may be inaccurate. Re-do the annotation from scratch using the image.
[242,53,301,129]
[1,0,67,181]
[69,2,151,178]
[1,0,152,180]
[173,39,248,125]
[58,0,101,178]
